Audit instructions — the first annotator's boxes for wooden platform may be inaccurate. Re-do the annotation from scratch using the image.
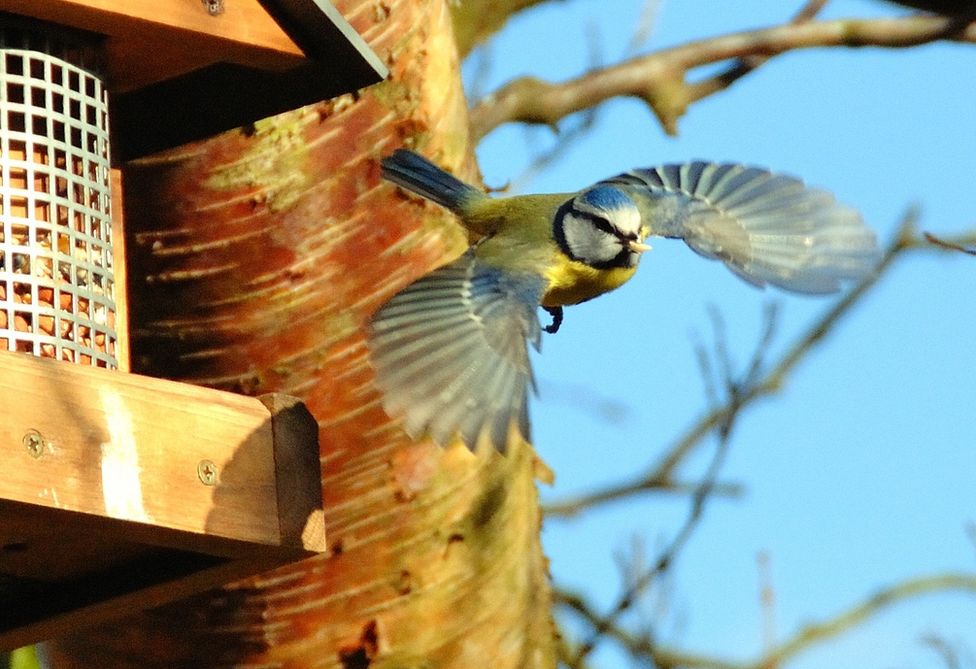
[0,351,325,649]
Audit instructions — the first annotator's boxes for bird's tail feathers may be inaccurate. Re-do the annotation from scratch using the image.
[381,149,483,213]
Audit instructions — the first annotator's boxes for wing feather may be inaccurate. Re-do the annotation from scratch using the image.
[368,251,544,452]
[601,161,880,294]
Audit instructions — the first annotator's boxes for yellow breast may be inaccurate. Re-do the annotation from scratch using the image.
[541,252,637,307]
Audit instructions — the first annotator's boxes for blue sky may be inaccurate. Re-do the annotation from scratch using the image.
[464,1,976,667]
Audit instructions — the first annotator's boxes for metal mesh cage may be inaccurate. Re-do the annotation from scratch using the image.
[0,20,117,368]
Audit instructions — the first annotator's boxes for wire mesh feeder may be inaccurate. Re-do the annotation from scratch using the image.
[0,20,118,368]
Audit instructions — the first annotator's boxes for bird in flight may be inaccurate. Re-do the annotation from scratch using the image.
[368,149,879,453]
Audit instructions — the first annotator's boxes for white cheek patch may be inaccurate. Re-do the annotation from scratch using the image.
[563,212,622,265]
[615,207,643,238]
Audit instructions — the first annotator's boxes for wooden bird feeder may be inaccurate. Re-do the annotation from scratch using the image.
[0,0,385,649]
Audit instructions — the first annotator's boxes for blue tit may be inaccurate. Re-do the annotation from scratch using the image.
[368,149,879,453]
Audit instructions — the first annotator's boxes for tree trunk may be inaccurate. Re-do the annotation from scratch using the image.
[43,1,555,666]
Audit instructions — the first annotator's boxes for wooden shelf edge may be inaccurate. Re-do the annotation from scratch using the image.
[260,394,328,554]
[0,351,325,555]
[0,352,327,649]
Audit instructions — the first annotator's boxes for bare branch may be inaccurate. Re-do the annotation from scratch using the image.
[470,15,976,140]
[743,302,779,390]
[793,0,831,22]
[554,619,596,669]
[566,437,732,665]
[684,0,829,118]
[505,110,599,194]
[560,573,976,669]
[753,574,976,669]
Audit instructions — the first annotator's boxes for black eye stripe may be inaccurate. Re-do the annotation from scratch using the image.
[570,202,640,241]
[586,211,616,236]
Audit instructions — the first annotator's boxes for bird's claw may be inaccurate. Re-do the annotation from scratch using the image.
[543,306,563,334]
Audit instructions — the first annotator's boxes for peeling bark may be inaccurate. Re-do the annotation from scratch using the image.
[42,1,555,666]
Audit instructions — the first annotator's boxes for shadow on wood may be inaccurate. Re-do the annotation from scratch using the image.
[0,351,325,650]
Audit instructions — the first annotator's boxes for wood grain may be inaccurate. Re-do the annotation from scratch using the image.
[0,351,323,551]
[6,0,304,91]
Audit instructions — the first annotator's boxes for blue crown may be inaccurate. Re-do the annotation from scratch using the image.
[576,185,633,213]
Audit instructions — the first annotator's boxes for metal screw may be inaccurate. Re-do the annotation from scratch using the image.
[202,0,224,16]
[197,459,218,486]
[23,430,45,459]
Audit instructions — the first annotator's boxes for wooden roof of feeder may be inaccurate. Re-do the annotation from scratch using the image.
[5,0,388,158]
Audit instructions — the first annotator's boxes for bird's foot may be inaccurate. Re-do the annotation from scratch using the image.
[543,306,563,334]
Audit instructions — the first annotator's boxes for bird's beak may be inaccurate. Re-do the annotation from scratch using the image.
[629,240,652,253]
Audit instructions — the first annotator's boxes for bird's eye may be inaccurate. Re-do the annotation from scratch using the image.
[587,214,616,236]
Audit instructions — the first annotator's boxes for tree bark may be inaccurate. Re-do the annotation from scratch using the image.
[43,1,555,667]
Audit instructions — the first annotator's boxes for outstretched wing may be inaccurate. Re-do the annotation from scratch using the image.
[367,251,545,453]
[602,162,880,294]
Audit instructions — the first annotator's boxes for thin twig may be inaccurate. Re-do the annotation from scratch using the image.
[683,0,830,114]
[543,478,744,517]
[504,21,604,192]
[706,305,735,401]
[565,426,734,666]
[623,0,662,57]
[744,302,779,389]
[554,619,595,669]
[924,231,976,255]
[921,634,963,669]
[752,574,976,669]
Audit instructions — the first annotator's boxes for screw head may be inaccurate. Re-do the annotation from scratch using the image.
[197,459,218,486]
[202,0,224,16]
[23,430,45,458]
